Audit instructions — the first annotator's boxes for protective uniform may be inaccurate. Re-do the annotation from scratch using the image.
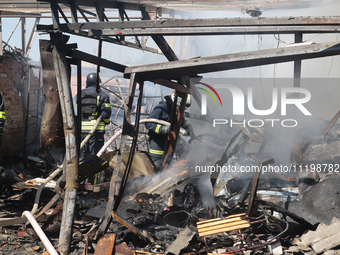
[145,95,192,171]
[0,93,5,146]
[76,73,111,159]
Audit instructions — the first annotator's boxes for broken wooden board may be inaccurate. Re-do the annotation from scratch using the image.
[164,225,197,255]
[111,211,154,243]
[101,150,155,179]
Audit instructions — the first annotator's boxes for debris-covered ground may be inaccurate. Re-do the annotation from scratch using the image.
[2,116,340,255]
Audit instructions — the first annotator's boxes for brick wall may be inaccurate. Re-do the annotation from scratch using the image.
[0,55,41,156]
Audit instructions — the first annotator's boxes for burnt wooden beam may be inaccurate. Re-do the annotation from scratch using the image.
[36,0,172,13]
[124,41,340,80]
[57,29,160,54]
[37,16,340,32]
[65,49,189,93]
[66,49,126,73]
[95,26,340,36]
[69,0,78,23]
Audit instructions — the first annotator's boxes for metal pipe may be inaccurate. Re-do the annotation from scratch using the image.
[77,60,82,155]
[6,18,21,44]
[96,118,187,157]
[22,211,58,255]
[31,114,104,215]
[23,66,31,160]
[31,164,63,215]
[113,80,144,211]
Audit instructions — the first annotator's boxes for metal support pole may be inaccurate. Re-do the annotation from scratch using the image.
[21,17,26,56]
[23,66,31,159]
[118,4,125,42]
[96,40,102,93]
[293,33,303,97]
[50,33,78,255]
[77,59,82,155]
[0,13,2,56]
[5,18,21,45]
[26,17,40,57]
[114,79,144,211]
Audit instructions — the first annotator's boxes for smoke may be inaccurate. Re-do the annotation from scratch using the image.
[197,174,216,208]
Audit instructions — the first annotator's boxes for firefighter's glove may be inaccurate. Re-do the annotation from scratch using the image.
[186,126,195,138]
[159,125,170,135]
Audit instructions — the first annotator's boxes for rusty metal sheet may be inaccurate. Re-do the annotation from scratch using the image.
[115,242,134,255]
[39,40,64,148]
[94,233,116,255]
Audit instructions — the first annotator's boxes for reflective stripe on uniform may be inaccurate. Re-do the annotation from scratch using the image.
[104,103,111,108]
[149,148,164,155]
[183,121,190,128]
[103,118,111,124]
[0,111,5,120]
[82,120,106,131]
[155,124,162,134]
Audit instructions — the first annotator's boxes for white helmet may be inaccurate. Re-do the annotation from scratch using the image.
[171,93,191,110]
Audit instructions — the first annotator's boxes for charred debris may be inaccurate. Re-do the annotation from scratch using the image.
[4,2,340,254]
[1,112,340,255]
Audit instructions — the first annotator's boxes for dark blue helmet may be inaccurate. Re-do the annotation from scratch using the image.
[86,73,101,87]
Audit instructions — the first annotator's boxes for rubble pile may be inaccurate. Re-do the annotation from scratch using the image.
[1,116,340,255]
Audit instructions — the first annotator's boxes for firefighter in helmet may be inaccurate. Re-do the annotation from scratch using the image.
[145,93,193,171]
[77,73,111,159]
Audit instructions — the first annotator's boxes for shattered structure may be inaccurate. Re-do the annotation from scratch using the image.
[1,0,340,254]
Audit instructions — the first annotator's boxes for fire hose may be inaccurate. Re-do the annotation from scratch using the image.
[31,118,186,215]
[30,116,103,215]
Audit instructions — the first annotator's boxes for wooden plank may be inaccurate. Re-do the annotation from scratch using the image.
[198,220,250,233]
[199,223,250,237]
[197,213,246,225]
[197,217,247,229]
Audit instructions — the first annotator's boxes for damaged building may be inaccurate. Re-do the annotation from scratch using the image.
[1,0,340,255]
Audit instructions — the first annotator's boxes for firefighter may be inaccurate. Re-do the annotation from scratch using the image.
[145,93,193,171]
[0,93,5,146]
[77,73,111,159]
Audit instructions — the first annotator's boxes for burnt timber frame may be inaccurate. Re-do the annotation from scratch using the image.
[123,41,340,80]
[35,0,340,252]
